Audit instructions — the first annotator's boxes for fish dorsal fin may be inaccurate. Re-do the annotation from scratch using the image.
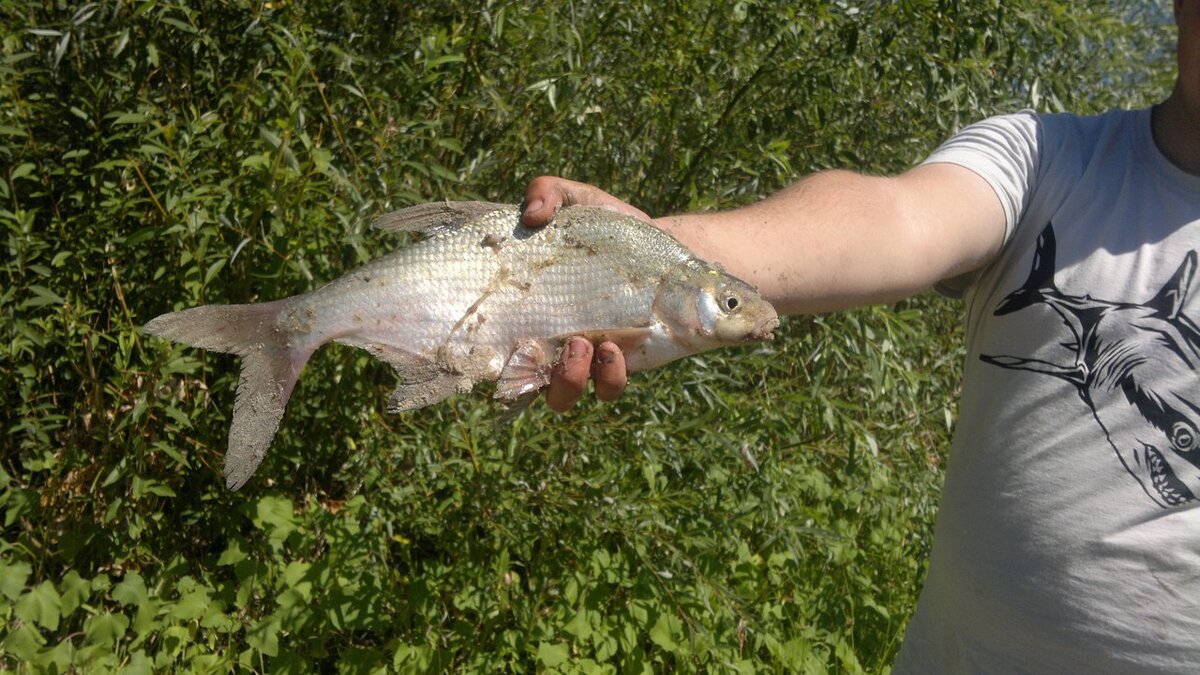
[372,201,512,237]
[1148,251,1198,321]
[996,224,1059,315]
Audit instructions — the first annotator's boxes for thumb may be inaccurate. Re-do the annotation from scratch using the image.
[521,176,650,227]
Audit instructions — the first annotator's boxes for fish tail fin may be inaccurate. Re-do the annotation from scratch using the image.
[144,300,314,490]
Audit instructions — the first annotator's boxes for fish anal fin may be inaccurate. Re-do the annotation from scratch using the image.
[360,342,470,413]
[372,201,512,237]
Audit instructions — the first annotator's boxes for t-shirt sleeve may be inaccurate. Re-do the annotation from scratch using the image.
[919,111,1042,295]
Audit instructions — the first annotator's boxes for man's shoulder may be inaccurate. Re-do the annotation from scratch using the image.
[1013,107,1145,149]
[970,106,1143,136]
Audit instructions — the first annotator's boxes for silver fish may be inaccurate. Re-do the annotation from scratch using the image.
[145,202,779,489]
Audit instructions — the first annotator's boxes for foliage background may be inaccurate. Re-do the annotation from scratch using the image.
[0,0,1175,672]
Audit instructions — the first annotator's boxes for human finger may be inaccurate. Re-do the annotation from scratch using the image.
[545,336,593,412]
[590,341,627,401]
[520,176,652,228]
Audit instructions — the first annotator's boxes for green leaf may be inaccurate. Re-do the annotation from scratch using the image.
[15,580,62,630]
[204,258,226,285]
[536,641,569,668]
[254,495,298,545]
[125,650,155,675]
[427,54,466,67]
[59,571,92,618]
[173,587,213,622]
[0,560,31,601]
[338,647,385,674]
[111,112,149,125]
[112,571,148,607]
[246,615,281,656]
[282,561,313,602]
[563,608,595,642]
[649,612,682,652]
[259,126,282,149]
[22,285,65,308]
[2,623,45,662]
[132,0,157,18]
[160,17,198,34]
[217,538,248,566]
[10,162,36,181]
[84,611,130,647]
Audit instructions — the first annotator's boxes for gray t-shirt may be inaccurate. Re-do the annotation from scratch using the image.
[893,108,1200,673]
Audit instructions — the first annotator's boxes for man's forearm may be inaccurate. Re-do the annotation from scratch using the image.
[653,166,1004,315]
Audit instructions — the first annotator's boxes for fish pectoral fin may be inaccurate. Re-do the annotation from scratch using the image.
[361,343,470,413]
[495,339,552,402]
[980,353,1086,387]
[496,392,540,424]
[372,201,512,237]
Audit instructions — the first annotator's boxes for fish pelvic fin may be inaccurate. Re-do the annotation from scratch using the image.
[144,301,314,490]
[995,223,1059,315]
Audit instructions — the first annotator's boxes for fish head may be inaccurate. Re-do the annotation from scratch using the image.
[1093,377,1200,508]
[655,264,779,349]
[1085,310,1200,507]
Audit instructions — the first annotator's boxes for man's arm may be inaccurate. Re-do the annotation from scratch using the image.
[523,163,1007,409]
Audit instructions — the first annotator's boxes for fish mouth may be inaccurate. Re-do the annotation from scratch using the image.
[1144,444,1196,507]
[749,316,780,341]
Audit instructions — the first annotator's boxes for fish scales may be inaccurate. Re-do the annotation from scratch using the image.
[145,202,778,489]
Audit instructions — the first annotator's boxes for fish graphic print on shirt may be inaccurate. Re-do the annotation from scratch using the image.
[981,222,1200,508]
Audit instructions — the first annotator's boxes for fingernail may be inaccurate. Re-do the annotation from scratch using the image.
[525,198,543,216]
[595,346,614,365]
[567,338,584,360]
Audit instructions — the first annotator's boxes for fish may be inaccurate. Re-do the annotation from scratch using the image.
[145,201,779,490]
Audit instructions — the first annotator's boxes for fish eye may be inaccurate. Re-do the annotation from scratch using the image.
[722,294,740,312]
[1170,422,1196,452]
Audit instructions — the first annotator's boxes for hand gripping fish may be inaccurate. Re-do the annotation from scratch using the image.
[145,202,779,489]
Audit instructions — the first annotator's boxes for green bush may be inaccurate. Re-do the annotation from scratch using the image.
[1,1,1172,672]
